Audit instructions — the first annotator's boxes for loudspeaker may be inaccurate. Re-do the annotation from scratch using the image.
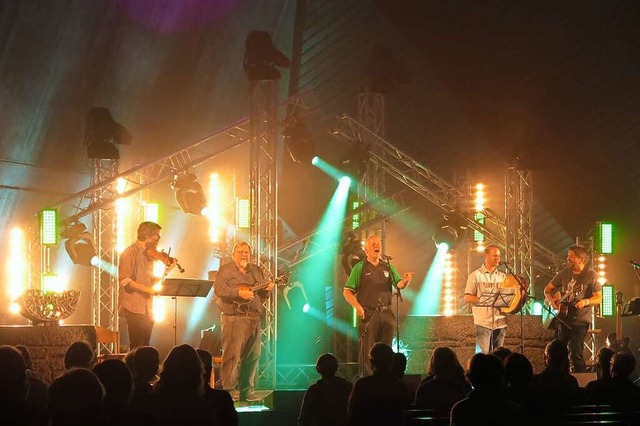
[571,372,597,388]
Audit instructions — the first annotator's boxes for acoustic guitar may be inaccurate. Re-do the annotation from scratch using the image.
[607,291,632,354]
[232,275,289,309]
[542,290,573,329]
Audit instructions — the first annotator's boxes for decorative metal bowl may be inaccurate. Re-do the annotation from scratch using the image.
[18,289,81,324]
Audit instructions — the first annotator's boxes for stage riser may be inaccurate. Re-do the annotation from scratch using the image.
[401,315,554,374]
[0,325,97,384]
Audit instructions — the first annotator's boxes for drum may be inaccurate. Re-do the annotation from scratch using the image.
[500,275,528,314]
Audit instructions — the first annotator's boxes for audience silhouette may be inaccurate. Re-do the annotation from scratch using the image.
[196,348,238,426]
[63,340,96,370]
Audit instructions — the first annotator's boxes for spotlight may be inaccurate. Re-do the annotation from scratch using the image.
[243,31,290,81]
[171,173,207,216]
[340,176,352,186]
[432,214,466,250]
[61,222,97,266]
[84,107,132,159]
[283,281,309,313]
[311,156,319,165]
[341,142,370,181]
[340,231,365,275]
[283,115,315,163]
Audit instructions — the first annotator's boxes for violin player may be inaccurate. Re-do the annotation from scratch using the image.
[118,221,176,350]
[213,241,274,402]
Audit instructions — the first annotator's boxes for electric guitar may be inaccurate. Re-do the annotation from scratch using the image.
[232,275,289,309]
[607,291,632,354]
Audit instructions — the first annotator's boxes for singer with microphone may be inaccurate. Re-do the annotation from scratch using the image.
[343,235,413,376]
[543,244,601,372]
[464,244,508,354]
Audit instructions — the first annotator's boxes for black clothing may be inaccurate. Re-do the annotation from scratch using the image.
[298,376,353,426]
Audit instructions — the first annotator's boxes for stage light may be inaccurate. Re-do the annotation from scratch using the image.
[340,176,352,186]
[172,173,207,216]
[595,222,613,254]
[531,301,543,315]
[473,212,485,243]
[7,227,27,305]
[432,214,466,250]
[143,202,159,223]
[40,209,58,246]
[42,273,63,293]
[341,142,370,181]
[61,222,97,266]
[311,156,319,165]
[302,303,310,313]
[283,115,315,163]
[84,107,132,159]
[243,31,290,80]
[235,198,250,229]
[602,285,614,317]
[206,173,224,243]
[340,232,365,276]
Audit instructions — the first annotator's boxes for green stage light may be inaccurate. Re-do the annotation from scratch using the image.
[411,242,450,315]
[40,209,58,246]
[473,212,485,242]
[595,222,613,254]
[601,285,614,317]
[311,156,319,165]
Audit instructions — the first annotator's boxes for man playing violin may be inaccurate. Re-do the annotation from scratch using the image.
[465,244,508,354]
[544,244,601,372]
[118,221,172,350]
[214,241,274,402]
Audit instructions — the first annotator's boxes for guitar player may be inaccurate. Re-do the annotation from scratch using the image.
[543,244,602,372]
[213,241,275,402]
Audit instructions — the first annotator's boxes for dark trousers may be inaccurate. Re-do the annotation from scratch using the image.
[558,321,589,372]
[220,315,261,397]
[125,311,153,350]
[358,309,395,376]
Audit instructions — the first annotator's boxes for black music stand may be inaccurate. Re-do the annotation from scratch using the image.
[476,288,516,352]
[159,278,214,346]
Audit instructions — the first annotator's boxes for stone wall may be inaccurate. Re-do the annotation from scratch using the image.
[0,325,97,384]
[401,315,555,374]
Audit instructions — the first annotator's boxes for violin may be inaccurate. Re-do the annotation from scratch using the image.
[145,248,185,273]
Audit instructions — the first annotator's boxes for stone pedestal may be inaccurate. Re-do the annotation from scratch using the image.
[400,315,554,374]
[0,325,97,384]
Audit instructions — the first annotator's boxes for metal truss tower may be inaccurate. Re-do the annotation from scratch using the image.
[90,159,119,355]
[505,166,534,296]
[248,80,279,389]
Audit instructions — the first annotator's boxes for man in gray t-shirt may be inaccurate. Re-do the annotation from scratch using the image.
[544,244,602,372]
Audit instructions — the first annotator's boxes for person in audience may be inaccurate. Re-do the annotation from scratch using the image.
[93,359,134,423]
[196,348,238,426]
[15,344,48,410]
[491,346,512,363]
[348,343,411,425]
[0,345,45,425]
[391,351,407,379]
[504,353,542,421]
[450,353,525,426]
[415,346,470,417]
[586,347,615,392]
[138,344,217,425]
[48,368,105,426]
[130,346,160,405]
[530,339,581,418]
[588,351,640,411]
[63,340,96,370]
[298,353,352,426]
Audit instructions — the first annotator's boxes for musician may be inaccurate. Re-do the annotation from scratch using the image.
[464,244,508,354]
[118,221,163,350]
[213,241,274,401]
[343,235,413,376]
[543,244,601,372]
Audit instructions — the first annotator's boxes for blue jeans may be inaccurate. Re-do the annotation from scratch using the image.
[475,326,505,354]
[220,314,261,397]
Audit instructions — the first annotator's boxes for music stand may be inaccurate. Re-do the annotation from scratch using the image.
[476,288,516,352]
[159,278,214,346]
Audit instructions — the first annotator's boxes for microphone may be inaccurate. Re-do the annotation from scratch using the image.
[629,260,640,269]
[381,254,394,261]
[499,261,510,265]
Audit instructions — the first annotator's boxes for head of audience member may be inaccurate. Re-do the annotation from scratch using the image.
[133,346,160,384]
[369,343,394,375]
[544,339,570,372]
[48,368,104,425]
[15,345,33,370]
[156,344,204,396]
[64,341,96,370]
[492,346,512,363]
[391,352,407,379]
[316,353,339,379]
[0,345,28,401]
[504,353,533,390]
[610,352,636,379]
[196,348,213,387]
[594,347,615,379]
[467,353,504,391]
[93,359,133,409]
[427,346,466,382]
[123,348,136,374]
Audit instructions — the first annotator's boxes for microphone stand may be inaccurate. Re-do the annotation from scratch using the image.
[501,262,528,354]
[384,256,403,353]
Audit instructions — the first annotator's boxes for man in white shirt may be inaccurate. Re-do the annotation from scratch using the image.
[464,245,507,353]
